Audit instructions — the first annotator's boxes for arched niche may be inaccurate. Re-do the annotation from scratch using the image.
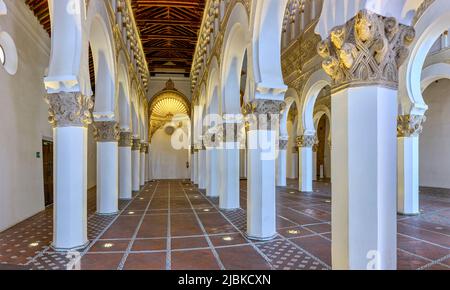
[221,2,249,114]
[299,69,331,136]
[87,4,116,120]
[399,0,450,116]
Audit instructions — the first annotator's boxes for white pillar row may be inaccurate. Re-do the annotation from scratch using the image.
[297,135,316,192]
[246,100,285,240]
[45,92,92,251]
[140,143,146,187]
[290,148,298,179]
[119,131,133,200]
[94,121,120,215]
[220,122,241,210]
[131,138,141,193]
[276,139,288,187]
[205,131,220,198]
[318,11,414,269]
[397,115,426,215]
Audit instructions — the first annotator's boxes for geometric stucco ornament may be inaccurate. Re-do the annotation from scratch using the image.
[397,114,427,137]
[45,92,94,128]
[296,135,318,148]
[119,131,133,147]
[317,10,415,92]
[93,121,120,142]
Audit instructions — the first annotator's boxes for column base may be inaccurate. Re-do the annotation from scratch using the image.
[244,233,278,242]
[397,212,420,216]
[50,240,90,253]
[96,211,119,216]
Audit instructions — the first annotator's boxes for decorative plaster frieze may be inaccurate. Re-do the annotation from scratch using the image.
[279,139,289,150]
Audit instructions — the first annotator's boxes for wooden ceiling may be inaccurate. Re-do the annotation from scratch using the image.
[131,0,205,76]
[26,0,205,78]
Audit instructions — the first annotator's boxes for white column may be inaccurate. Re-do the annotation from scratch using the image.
[94,122,119,215]
[246,100,284,240]
[397,115,425,215]
[147,144,152,181]
[140,143,146,186]
[220,142,240,209]
[193,150,199,184]
[297,135,315,192]
[46,92,90,251]
[119,132,132,200]
[331,86,397,270]
[198,149,206,189]
[131,139,141,193]
[206,148,220,197]
[398,139,419,212]
[190,151,195,182]
[312,150,317,181]
[276,139,288,187]
[290,149,298,179]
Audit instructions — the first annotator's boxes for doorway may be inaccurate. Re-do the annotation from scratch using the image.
[42,140,53,206]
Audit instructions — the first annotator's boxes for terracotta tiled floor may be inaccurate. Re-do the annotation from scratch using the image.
[0,180,449,270]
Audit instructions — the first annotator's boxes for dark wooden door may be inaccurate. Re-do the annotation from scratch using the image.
[42,140,54,206]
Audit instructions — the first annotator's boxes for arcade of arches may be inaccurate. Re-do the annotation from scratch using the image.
[0,0,449,271]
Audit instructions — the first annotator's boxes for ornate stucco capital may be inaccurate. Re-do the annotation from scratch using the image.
[119,131,133,147]
[132,138,141,151]
[140,143,148,153]
[93,121,120,142]
[279,139,289,150]
[243,100,286,130]
[296,135,318,148]
[45,92,94,128]
[397,114,427,137]
[317,10,415,92]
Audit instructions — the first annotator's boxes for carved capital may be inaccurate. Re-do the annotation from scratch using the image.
[140,143,148,153]
[119,131,133,147]
[132,138,141,151]
[318,10,415,92]
[45,92,94,128]
[279,139,289,150]
[296,135,318,148]
[243,100,286,130]
[93,121,120,142]
[397,115,427,137]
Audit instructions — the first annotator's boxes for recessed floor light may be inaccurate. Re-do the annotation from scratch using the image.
[287,230,300,235]
[203,209,211,212]
[103,243,114,248]
[325,200,331,203]
[128,211,135,215]
[29,242,39,247]
[222,236,233,241]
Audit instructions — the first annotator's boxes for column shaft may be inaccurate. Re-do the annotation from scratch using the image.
[140,150,145,186]
[247,130,277,240]
[220,143,240,209]
[132,139,141,192]
[332,86,397,270]
[397,136,420,215]
[53,127,88,250]
[198,150,207,189]
[96,142,119,214]
[276,149,287,187]
[206,148,220,197]
[119,146,132,199]
[298,147,313,192]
